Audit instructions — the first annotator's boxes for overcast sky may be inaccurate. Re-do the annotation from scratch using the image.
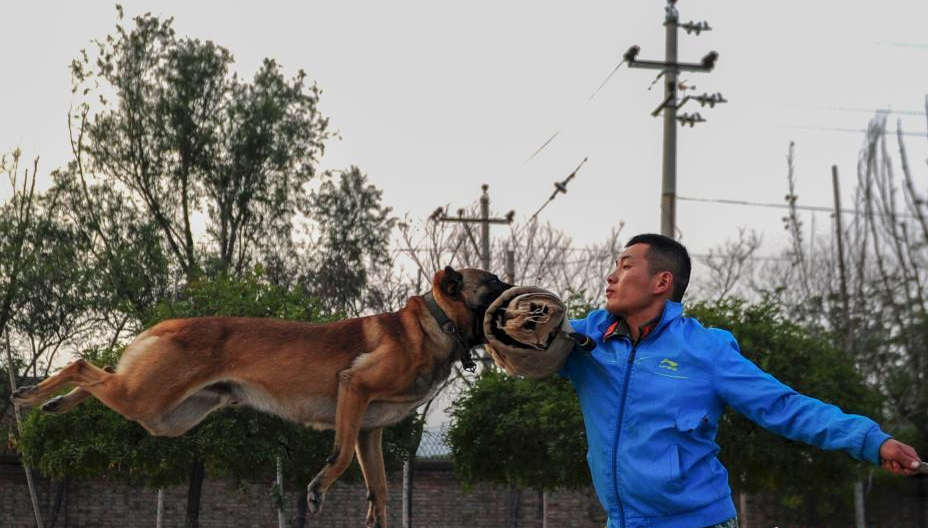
[3,0,927,258]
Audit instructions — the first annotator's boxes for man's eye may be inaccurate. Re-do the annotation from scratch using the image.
[622,265,631,270]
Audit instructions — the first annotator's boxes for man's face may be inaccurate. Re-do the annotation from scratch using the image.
[604,243,665,317]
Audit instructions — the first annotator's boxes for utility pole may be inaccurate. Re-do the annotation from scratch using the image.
[431,184,515,271]
[480,188,491,270]
[832,165,851,346]
[833,165,867,528]
[505,247,515,284]
[624,0,724,238]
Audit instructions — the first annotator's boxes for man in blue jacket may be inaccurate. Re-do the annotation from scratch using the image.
[561,233,922,528]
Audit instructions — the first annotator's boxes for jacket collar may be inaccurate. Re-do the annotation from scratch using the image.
[602,300,683,343]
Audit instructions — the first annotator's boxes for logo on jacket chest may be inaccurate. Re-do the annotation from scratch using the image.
[659,358,679,371]
[636,355,688,379]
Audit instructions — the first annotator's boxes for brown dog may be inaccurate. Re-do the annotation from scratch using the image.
[12,266,511,528]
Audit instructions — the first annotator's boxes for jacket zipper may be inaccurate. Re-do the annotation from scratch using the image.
[611,339,640,528]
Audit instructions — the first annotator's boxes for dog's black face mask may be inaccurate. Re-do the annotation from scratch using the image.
[439,266,513,343]
[452,267,513,343]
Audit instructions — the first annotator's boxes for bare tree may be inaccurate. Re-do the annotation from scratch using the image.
[691,228,763,303]
[694,107,928,527]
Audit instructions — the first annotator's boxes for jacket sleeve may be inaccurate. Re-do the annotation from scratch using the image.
[559,315,592,380]
[711,330,890,465]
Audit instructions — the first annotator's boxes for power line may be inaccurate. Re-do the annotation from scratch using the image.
[796,105,927,117]
[588,59,627,101]
[523,132,560,165]
[391,245,786,264]
[523,55,631,164]
[677,195,923,220]
[528,157,588,223]
[780,125,927,137]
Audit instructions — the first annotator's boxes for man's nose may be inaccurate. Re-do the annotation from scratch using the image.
[606,271,617,284]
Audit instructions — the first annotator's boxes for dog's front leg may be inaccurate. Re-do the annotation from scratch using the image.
[356,427,387,528]
[307,369,372,516]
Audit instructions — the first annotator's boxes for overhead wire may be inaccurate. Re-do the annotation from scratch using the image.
[677,195,922,220]
[523,58,628,165]
[588,59,628,101]
[527,157,589,223]
[780,125,927,137]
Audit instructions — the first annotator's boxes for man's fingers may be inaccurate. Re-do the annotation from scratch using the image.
[887,442,922,471]
[900,444,922,463]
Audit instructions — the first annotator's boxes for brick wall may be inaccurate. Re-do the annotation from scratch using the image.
[3,455,926,528]
[1,457,605,528]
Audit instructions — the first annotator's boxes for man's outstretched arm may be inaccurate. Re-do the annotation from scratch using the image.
[711,329,922,472]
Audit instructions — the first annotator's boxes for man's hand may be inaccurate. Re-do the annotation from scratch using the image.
[880,439,922,476]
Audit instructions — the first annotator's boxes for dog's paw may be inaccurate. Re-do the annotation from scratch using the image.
[11,385,37,404]
[366,512,385,528]
[41,396,66,414]
[307,479,325,514]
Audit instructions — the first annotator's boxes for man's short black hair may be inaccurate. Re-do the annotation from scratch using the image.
[625,233,691,302]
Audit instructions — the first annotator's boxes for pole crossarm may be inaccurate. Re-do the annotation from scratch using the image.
[624,48,719,72]
[435,216,514,225]
[679,92,728,109]
[431,185,514,271]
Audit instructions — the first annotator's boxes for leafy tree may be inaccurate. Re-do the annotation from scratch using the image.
[47,166,171,333]
[11,8,406,527]
[69,9,330,281]
[302,166,396,316]
[447,371,588,491]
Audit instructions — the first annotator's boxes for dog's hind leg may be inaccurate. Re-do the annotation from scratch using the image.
[307,370,372,515]
[140,384,238,437]
[12,359,111,407]
[15,358,165,425]
[356,427,388,528]
[40,366,116,414]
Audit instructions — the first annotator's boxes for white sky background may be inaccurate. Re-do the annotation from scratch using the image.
[2,1,927,429]
[3,1,928,258]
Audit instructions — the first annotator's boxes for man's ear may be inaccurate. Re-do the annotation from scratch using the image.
[653,271,674,297]
[440,266,464,297]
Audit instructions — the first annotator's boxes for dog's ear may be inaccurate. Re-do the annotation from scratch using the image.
[440,266,464,297]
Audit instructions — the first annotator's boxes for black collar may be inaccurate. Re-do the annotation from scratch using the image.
[423,292,477,372]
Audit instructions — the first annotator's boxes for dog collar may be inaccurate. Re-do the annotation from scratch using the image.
[423,292,477,372]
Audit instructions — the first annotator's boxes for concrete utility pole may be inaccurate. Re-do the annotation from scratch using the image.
[624,0,724,238]
[431,184,515,271]
[832,165,868,528]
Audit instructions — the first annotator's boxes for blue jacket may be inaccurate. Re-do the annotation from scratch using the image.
[562,301,890,528]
